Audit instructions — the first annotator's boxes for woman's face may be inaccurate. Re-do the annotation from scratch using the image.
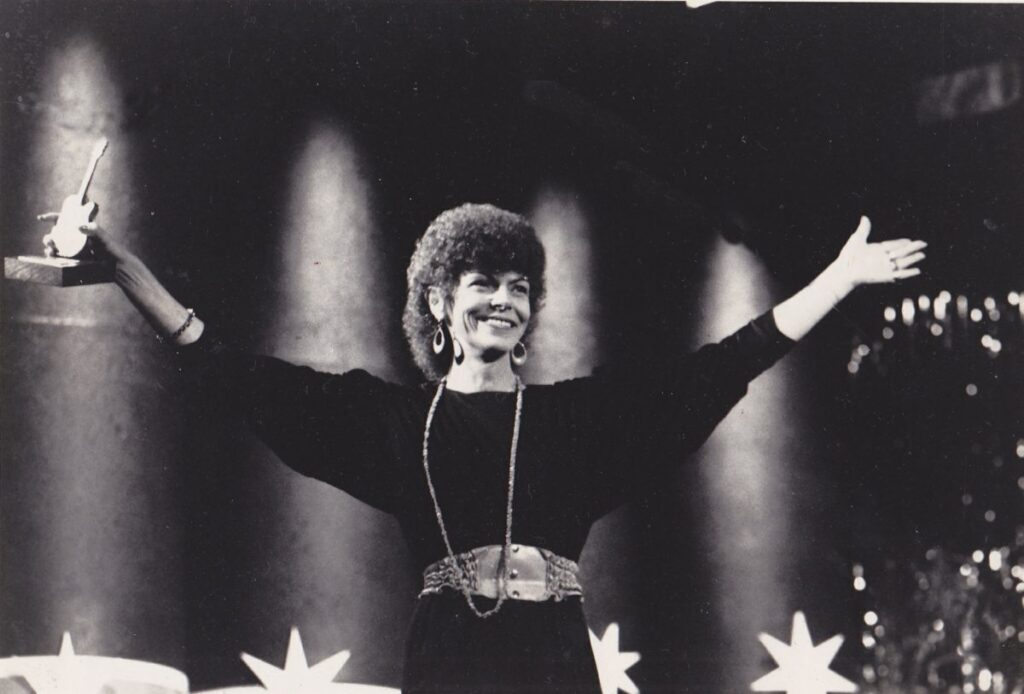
[444,270,531,360]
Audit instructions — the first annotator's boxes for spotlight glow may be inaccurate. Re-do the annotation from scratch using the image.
[25,33,159,652]
[271,120,392,374]
[527,189,600,381]
[694,237,798,691]
[262,119,408,673]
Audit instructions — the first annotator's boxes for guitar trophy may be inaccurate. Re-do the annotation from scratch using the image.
[4,137,116,286]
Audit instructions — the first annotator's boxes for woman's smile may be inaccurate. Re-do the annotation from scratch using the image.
[479,314,518,329]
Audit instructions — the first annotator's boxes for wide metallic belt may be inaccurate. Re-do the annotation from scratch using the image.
[420,544,584,602]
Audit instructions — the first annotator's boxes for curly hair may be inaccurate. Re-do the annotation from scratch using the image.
[403,203,547,380]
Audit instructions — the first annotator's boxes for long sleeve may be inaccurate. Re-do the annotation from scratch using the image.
[582,310,795,515]
[174,331,402,513]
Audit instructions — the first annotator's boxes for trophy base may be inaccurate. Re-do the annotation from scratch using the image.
[4,255,115,286]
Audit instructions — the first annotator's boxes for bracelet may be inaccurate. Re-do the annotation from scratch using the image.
[160,308,195,343]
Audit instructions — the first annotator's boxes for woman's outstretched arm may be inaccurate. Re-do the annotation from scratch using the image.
[79,223,402,511]
[772,216,926,341]
[80,222,205,345]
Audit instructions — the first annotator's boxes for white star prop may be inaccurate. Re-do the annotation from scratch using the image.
[241,627,351,693]
[751,611,858,694]
[0,631,189,694]
[6,633,111,694]
[589,623,640,694]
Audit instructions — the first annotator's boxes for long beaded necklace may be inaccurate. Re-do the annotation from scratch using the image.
[421,374,524,618]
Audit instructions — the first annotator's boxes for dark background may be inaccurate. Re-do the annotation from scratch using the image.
[1,2,1021,692]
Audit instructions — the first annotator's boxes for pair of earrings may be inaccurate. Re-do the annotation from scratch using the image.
[432,322,527,366]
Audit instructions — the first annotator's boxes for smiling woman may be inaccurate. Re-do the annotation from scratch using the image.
[402,204,546,386]
[78,202,924,693]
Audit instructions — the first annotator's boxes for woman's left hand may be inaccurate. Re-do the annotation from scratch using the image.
[834,216,927,288]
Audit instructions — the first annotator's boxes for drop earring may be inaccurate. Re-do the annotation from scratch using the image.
[452,337,465,365]
[432,322,446,355]
[511,341,527,366]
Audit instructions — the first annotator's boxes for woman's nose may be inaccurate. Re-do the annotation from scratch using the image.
[490,286,511,308]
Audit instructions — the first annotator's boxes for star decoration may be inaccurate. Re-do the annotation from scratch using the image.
[4,632,112,694]
[589,622,640,694]
[240,627,351,693]
[751,611,858,694]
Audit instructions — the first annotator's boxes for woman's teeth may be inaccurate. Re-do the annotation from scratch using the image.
[483,317,515,328]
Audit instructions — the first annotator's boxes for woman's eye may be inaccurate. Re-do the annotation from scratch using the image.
[512,285,529,295]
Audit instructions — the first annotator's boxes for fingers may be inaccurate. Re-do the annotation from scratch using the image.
[42,234,58,257]
[851,215,871,241]
[894,251,926,270]
[840,217,926,285]
[79,222,109,251]
[893,268,921,280]
[37,212,60,222]
[882,239,928,256]
[79,222,132,262]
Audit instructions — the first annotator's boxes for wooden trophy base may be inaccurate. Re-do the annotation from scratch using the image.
[4,255,115,286]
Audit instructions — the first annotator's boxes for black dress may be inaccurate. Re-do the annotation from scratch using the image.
[184,311,793,693]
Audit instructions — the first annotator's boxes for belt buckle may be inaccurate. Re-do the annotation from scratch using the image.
[472,545,549,601]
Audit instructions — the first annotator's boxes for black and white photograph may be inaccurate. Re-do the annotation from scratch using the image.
[1,2,1022,693]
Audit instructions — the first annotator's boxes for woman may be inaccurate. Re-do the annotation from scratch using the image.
[82,203,924,692]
